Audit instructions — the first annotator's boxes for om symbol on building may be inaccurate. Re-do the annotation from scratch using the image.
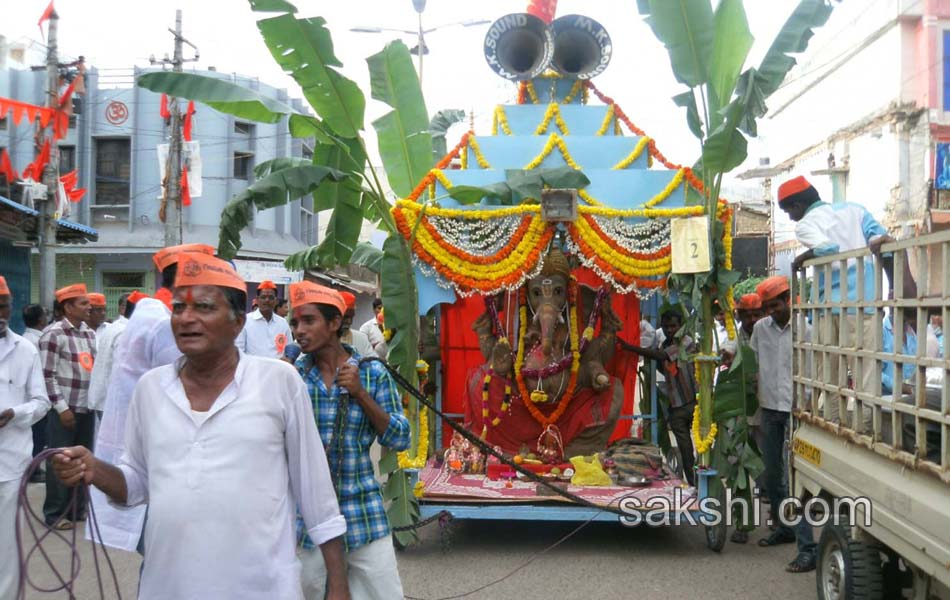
[105,100,129,125]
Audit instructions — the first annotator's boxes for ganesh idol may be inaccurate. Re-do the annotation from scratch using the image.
[465,244,624,457]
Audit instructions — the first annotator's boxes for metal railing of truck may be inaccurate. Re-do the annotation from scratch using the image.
[791,230,950,484]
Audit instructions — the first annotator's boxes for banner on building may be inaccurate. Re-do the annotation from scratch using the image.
[232,259,303,285]
[157,141,202,198]
[936,143,950,190]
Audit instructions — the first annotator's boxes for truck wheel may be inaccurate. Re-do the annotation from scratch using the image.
[816,524,884,600]
[703,482,727,553]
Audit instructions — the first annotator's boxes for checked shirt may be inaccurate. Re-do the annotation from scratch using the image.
[295,346,411,551]
[38,318,96,413]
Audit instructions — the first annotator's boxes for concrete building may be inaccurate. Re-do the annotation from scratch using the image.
[1,57,317,315]
[739,0,950,288]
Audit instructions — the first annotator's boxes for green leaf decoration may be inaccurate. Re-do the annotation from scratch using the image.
[381,234,420,385]
[382,467,420,547]
[248,0,297,12]
[756,0,834,98]
[257,14,366,137]
[673,91,703,139]
[446,184,511,206]
[314,195,363,268]
[137,72,295,124]
[253,157,311,179]
[368,41,434,198]
[700,102,748,173]
[217,165,346,259]
[312,139,366,212]
[349,242,384,274]
[429,108,466,161]
[641,0,715,88]
[709,0,753,108]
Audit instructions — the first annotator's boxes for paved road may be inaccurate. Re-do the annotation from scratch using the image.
[20,482,817,600]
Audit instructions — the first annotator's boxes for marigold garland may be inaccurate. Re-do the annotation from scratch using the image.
[611,136,652,170]
[691,404,718,455]
[406,132,471,203]
[521,79,587,105]
[467,132,652,172]
[397,361,432,469]
[595,104,617,136]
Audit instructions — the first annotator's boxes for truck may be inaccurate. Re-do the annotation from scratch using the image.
[791,230,950,599]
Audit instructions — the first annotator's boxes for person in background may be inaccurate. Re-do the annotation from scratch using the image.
[22,304,47,348]
[92,243,214,553]
[0,275,51,598]
[87,293,108,336]
[781,175,894,423]
[51,254,350,600]
[276,298,290,319]
[359,298,388,358]
[720,293,764,365]
[87,292,141,417]
[115,294,129,324]
[339,292,376,358]
[38,283,97,529]
[236,280,293,358]
[290,281,409,599]
[750,276,816,572]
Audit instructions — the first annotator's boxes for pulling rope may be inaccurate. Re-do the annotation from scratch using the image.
[15,448,123,600]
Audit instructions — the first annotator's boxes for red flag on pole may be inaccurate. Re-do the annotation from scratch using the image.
[183,101,195,141]
[38,1,55,37]
[0,148,18,182]
[159,94,171,120]
[181,167,192,207]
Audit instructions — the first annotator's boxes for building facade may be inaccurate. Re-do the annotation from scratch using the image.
[1,62,316,315]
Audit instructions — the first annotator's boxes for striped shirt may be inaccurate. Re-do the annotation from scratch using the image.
[295,346,410,551]
[38,318,96,413]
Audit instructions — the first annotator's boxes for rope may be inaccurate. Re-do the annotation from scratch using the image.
[15,448,123,600]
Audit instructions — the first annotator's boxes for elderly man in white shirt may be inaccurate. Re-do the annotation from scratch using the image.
[0,275,51,598]
[236,280,293,358]
[52,253,350,600]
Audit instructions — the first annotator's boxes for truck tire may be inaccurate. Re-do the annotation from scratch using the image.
[816,524,885,600]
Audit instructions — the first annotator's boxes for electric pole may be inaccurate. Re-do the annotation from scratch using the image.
[163,10,185,247]
[37,10,60,309]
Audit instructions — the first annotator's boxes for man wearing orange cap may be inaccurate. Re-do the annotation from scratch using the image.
[778,175,894,419]
[88,293,139,416]
[38,283,97,529]
[52,254,350,600]
[749,276,816,571]
[236,280,293,359]
[86,292,108,337]
[289,281,408,599]
[338,291,376,359]
[0,275,51,597]
[90,243,212,552]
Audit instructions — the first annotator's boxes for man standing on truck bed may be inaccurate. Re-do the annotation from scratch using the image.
[780,176,894,425]
[751,276,817,573]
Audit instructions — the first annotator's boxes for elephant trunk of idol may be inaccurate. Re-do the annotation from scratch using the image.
[535,303,561,358]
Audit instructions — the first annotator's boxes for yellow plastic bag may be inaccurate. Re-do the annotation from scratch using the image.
[569,454,612,487]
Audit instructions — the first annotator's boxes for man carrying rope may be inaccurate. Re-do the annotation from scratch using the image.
[0,275,51,598]
[51,254,350,600]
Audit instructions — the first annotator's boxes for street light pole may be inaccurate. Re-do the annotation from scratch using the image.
[416,11,424,86]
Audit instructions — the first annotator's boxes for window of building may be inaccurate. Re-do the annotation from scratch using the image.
[234,121,253,135]
[59,145,76,174]
[0,117,7,130]
[94,138,131,207]
[299,205,316,245]
[234,151,253,179]
[102,271,145,288]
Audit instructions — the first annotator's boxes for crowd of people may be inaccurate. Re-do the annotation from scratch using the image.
[0,243,403,599]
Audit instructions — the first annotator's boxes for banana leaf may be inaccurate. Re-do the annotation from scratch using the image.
[249,0,296,12]
[256,13,365,138]
[217,165,346,259]
[709,0,753,113]
[368,41,434,198]
[253,157,310,179]
[381,234,420,386]
[429,109,466,161]
[312,192,364,267]
[381,459,420,547]
[348,242,383,274]
[312,139,367,213]
[713,343,757,421]
[137,72,295,124]
[639,0,714,88]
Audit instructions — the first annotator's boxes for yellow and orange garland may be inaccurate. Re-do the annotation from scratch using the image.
[492,103,617,138]
[464,132,651,172]
[397,359,432,469]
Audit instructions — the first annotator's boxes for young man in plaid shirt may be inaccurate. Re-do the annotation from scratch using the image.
[38,283,97,528]
[289,281,410,600]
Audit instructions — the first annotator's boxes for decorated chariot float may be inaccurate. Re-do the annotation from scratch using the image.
[388,3,740,551]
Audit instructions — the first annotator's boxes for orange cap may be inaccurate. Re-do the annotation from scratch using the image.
[736,293,762,310]
[289,281,346,314]
[174,253,246,292]
[0,275,9,296]
[377,307,385,324]
[777,176,814,204]
[55,283,88,303]
[257,280,277,291]
[127,290,150,304]
[340,291,356,312]
[88,293,106,307]
[152,243,215,271]
[755,276,790,301]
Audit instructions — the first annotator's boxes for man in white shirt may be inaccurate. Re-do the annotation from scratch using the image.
[339,291,376,358]
[52,253,350,600]
[236,280,293,358]
[87,293,109,337]
[91,245,212,552]
[359,298,388,358]
[87,292,137,415]
[0,275,51,598]
[21,303,47,348]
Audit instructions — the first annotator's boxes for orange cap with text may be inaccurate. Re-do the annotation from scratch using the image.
[88,293,106,307]
[737,293,762,310]
[55,283,88,303]
[127,290,150,304]
[755,276,790,301]
[0,275,9,296]
[340,291,356,312]
[257,280,277,291]
[152,243,215,271]
[777,176,814,204]
[173,253,246,292]
[289,281,346,314]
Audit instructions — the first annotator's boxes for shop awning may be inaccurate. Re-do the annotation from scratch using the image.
[0,194,98,244]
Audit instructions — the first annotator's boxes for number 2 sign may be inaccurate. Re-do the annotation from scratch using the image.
[670,216,711,273]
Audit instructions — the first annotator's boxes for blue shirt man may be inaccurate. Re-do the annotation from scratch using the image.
[882,313,917,395]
